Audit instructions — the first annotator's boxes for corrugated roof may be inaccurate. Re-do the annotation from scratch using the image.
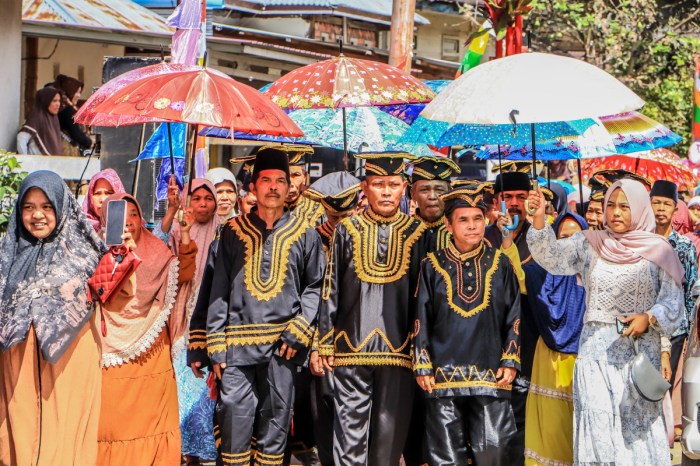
[22,0,174,34]
[226,0,430,25]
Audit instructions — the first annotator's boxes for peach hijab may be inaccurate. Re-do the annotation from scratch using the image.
[582,179,684,286]
[98,193,189,367]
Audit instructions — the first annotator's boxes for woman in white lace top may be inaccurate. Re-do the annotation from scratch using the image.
[526,178,684,466]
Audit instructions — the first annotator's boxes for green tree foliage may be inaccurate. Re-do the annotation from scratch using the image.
[528,0,700,154]
[0,150,27,235]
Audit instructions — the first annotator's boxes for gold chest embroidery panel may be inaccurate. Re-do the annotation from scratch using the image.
[344,212,426,284]
[232,215,306,301]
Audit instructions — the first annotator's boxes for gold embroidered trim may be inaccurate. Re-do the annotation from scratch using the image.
[447,240,483,261]
[413,348,433,372]
[207,322,297,356]
[524,448,573,466]
[344,211,426,284]
[222,451,253,466]
[316,221,334,245]
[232,214,307,301]
[333,353,413,368]
[528,383,573,402]
[334,328,411,353]
[416,215,444,229]
[365,208,403,224]
[433,366,512,391]
[254,451,285,466]
[290,196,324,225]
[416,215,452,250]
[285,315,314,347]
[365,162,390,176]
[319,344,335,356]
[189,329,207,350]
[427,247,501,319]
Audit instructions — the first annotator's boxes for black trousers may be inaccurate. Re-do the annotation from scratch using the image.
[670,333,688,398]
[216,356,295,466]
[425,396,516,466]
[311,371,335,466]
[285,367,320,466]
[509,376,528,466]
[402,389,426,466]
[333,365,414,466]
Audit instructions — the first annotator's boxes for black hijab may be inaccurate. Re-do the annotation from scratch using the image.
[20,87,63,155]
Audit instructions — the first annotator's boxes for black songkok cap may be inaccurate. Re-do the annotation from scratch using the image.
[441,182,492,218]
[588,176,607,203]
[357,152,415,177]
[493,172,532,195]
[490,160,543,175]
[252,148,290,182]
[407,155,461,183]
[591,169,651,190]
[258,143,314,166]
[650,180,678,203]
[303,171,361,212]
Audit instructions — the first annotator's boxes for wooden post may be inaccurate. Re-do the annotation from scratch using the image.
[389,0,416,73]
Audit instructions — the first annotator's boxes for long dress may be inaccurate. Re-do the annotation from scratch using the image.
[527,225,683,466]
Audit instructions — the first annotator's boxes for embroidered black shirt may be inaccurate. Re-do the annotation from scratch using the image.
[318,209,428,369]
[413,241,521,398]
[415,213,451,253]
[207,210,325,366]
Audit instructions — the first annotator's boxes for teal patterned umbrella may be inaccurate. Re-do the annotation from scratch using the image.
[289,107,433,155]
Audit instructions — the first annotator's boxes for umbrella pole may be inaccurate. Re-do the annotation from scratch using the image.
[524,122,539,216]
[186,125,199,208]
[167,122,175,176]
[342,107,349,171]
[547,161,551,190]
[132,123,146,197]
[577,158,584,206]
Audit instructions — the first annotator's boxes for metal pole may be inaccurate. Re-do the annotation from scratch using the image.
[186,125,199,208]
[132,123,147,196]
[167,122,175,175]
[342,107,349,171]
[577,158,584,206]
[530,122,538,188]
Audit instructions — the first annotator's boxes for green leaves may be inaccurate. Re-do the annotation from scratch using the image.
[0,150,27,235]
[528,0,700,154]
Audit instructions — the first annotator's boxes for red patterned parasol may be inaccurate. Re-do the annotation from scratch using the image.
[263,55,436,110]
[75,63,302,136]
[581,148,697,193]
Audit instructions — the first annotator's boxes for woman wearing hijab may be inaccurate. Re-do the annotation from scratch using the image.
[523,212,588,466]
[17,87,64,156]
[0,170,105,465]
[96,192,197,465]
[167,179,220,465]
[82,169,127,232]
[52,74,93,153]
[526,179,684,465]
[205,167,239,222]
[672,199,692,235]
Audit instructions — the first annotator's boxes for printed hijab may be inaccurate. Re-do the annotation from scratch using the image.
[0,170,105,363]
[582,179,684,286]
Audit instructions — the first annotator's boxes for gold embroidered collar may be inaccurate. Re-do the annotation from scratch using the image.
[447,240,484,262]
[365,208,403,224]
[317,221,334,242]
[343,210,426,284]
[230,212,307,301]
[415,213,445,229]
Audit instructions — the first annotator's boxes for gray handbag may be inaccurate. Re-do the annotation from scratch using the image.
[629,337,671,402]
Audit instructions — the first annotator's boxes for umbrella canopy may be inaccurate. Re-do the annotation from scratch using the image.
[75,64,303,136]
[421,52,645,125]
[475,111,681,161]
[581,149,697,193]
[380,80,453,124]
[288,107,433,155]
[263,55,436,110]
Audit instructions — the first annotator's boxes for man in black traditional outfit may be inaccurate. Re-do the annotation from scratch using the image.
[318,152,428,466]
[407,155,461,252]
[206,148,325,466]
[413,182,520,466]
[299,171,362,466]
[483,170,532,465]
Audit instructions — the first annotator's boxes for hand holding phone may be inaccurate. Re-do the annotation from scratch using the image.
[616,317,630,335]
[105,200,127,247]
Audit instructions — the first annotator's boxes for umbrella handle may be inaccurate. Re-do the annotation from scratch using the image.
[525,180,539,215]
[501,200,519,237]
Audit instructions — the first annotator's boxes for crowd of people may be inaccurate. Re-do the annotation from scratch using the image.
[17,77,94,156]
[0,143,696,466]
